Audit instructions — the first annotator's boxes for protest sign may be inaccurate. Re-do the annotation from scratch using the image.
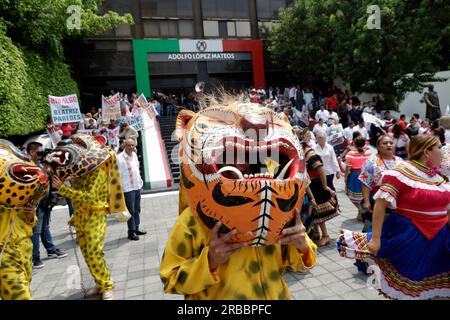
[363,112,385,128]
[135,94,159,117]
[101,93,122,122]
[127,108,144,131]
[49,94,81,124]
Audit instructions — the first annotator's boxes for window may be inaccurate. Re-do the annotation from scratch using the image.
[143,20,194,38]
[160,20,178,37]
[227,22,236,37]
[143,21,160,37]
[218,1,234,18]
[115,24,131,37]
[202,0,249,18]
[117,41,132,51]
[94,41,116,51]
[257,0,286,19]
[235,1,250,18]
[157,0,177,16]
[176,0,193,16]
[140,0,193,17]
[202,0,217,18]
[102,0,131,15]
[218,21,228,37]
[203,20,219,37]
[258,21,273,39]
[235,21,251,37]
[178,20,194,38]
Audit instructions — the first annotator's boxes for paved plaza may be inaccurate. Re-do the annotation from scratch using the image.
[30,179,385,300]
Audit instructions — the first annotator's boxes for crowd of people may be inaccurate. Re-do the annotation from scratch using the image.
[24,91,149,276]
[1,83,448,301]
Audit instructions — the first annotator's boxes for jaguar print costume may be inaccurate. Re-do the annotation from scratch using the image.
[46,134,127,296]
[0,139,48,300]
[161,98,317,299]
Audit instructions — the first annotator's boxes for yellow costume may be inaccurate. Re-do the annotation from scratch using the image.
[0,138,48,300]
[58,155,126,294]
[46,135,127,296]
[162,98,317,299]
[160,207,317,300]
[0,208,36,300]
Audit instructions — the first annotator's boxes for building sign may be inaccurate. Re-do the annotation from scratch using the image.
[148,52,251,62]
[133,39,266,97]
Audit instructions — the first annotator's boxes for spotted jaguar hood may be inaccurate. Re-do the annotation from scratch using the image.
[0,139,48,208]
[44,134,111,180]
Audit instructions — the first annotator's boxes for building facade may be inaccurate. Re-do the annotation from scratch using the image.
[71,0,293,106]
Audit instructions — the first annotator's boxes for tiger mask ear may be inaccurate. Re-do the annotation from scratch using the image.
[175,110,196,142]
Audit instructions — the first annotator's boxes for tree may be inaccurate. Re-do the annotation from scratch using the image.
[0,0,133,137]
[269,0,450,108]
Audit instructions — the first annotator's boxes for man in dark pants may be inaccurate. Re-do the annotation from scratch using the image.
[27,142,67,269]
[117,139,146,240]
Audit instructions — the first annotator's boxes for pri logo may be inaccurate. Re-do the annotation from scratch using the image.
[196,40,207,52]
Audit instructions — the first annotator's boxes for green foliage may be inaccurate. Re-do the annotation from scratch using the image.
[269,0,450,108]
[0,0,133,58]
[0,0,133,137]
[0,24,79,137]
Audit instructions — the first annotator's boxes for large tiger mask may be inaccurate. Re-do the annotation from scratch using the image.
[177,102,308,246]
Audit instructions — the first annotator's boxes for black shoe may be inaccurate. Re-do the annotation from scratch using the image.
[128,233,139,241]
[135,230,147,236]
[48,248,68,259]
[32,258,45,269]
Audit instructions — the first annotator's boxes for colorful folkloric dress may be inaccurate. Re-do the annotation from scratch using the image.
[304,147,338,225]
[345,150,372,206]
[338,161,450,299]
[440,143,450,178]
[358,155,403,232]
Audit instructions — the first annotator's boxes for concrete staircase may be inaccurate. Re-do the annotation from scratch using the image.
[157,116,180,188]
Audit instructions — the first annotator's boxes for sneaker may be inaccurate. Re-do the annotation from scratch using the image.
[135,230,147,236]
[32,258,45,269]
[84,287,100,298]
[48,248,68,259]
[102,290,114,300]
[128,233,139,241]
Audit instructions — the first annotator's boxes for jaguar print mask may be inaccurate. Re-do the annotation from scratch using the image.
[176,102,308,246]
[0,139,48,208]
[45,134,111,180]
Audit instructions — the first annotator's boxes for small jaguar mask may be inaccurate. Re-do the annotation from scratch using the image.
[0,139,48,208]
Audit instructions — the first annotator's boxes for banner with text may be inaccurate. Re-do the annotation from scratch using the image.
[127,108,144,131]
[101,93,122,122]
[49,94,81,124]
[134,94,159,117]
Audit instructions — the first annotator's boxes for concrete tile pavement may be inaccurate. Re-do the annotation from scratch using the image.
[30,181,386,300]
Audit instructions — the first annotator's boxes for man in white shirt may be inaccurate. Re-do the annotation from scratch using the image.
[344,121,355,142]
[117,139,146,241]
[313,118,329,137]
[354,119,369,140]
[303,88,313,111]
[315,105,329,122]
[362,103,373,114]
[288,85,297,106]
[326,110,339,126]
[313,132,341,182]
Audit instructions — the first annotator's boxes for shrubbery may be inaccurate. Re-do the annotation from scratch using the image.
[0,24,78,137]
[0,0,133,137]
